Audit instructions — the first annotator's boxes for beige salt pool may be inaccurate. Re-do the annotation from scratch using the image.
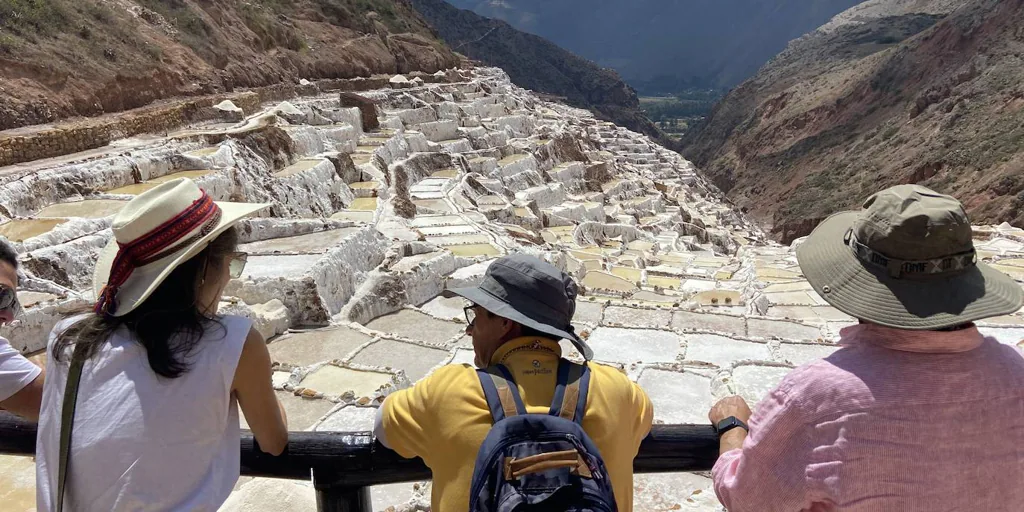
[0,454,35,511]
[106,170,214,195]
[582,271,637,294]
[431,169,458,178]
[446,243,500,257]
[35,199,127,219]
[348,198,379,211]
[274,159,328,178]
[0,218,69,242]
[299,365,393,398]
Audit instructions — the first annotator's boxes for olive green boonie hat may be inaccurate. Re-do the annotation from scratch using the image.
[796,184,1024,330]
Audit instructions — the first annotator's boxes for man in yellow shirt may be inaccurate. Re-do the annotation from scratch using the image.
[374,254,653,511]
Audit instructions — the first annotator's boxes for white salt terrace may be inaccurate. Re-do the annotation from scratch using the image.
[1,67,1024,511]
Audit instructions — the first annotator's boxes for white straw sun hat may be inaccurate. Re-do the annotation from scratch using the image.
[92,178,270,317]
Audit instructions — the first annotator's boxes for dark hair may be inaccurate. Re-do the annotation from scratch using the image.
[53,227,239,378]
[482,310,556,341]
[519,325,553,339]
[0,239,18,269]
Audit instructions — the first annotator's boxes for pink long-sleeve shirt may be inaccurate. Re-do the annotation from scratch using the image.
[713,323,1024,511]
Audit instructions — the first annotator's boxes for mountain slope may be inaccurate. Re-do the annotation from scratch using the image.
[0,0,458,130]
[409,0,661,139]
[681,0,1024,242]
[445,0,864,90]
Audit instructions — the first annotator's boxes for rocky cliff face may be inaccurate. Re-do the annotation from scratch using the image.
[408,0,664,141]
[0,0,458,130]
[681,0,1024,242]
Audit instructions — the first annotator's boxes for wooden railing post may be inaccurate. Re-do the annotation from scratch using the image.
[313,468,372,512]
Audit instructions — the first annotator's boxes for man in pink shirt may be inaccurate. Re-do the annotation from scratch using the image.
[708,185,1024,511]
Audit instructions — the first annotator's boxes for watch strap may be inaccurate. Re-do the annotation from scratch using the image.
[714,416,749,436]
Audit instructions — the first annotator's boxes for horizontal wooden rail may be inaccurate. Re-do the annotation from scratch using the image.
[0,411,719,510]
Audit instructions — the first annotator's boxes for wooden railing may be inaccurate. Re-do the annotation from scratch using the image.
[0,412,720,511]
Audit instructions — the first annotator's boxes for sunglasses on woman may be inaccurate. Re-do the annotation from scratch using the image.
[0,285,22,318]
[229,252,248,279]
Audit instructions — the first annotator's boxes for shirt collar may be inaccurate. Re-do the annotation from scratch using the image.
[490,336,562,365]
[839,322,985,354]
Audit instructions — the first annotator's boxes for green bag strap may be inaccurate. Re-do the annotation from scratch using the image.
[56,344,87,512]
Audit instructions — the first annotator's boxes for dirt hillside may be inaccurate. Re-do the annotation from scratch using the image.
[0,0,458,131]
[682,0,1024,243]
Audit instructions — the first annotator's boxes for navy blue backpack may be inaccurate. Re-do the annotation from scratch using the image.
[469,360,618,512]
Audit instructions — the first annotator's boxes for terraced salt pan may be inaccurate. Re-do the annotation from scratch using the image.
[315,405,377,432]
[239,228,361,254]
[694,289,742,306]
[0,454,35,511]
[299,365,394,397]
[446,243,500,257]
[767,305,853,323]
[582,271,637,294]
[351,339,450,381]
[268,327,372,367]
[416,225,479,236]
[35,199,127,219]
[0,218,69,242]
[672,310,746,336]
[106,169,214,195]
[242,391,334,431]
[748,317,822,341]
[431,169,458,178]
[240,254,322,279]
[683,334,771,367]
[348,197,379,211]
[330,210,374,223]
[274,159,330,178]
[602,306,672,329]
[363,309,464,344]
[585,327,680,364]
[638,369,713,424]
[413,199,452,213]
[427,233,492,246]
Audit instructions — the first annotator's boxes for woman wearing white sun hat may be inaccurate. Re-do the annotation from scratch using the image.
[34,178,289,511]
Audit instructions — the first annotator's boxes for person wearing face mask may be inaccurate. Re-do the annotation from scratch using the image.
[35,179,288,511]
[0,239,44,421]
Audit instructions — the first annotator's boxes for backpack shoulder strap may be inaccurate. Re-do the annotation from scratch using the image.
[548,360,591,425]
[56,344,87,512]
[476,364,526,423]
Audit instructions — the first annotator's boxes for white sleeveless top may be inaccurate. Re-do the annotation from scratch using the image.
[35,315,252,512]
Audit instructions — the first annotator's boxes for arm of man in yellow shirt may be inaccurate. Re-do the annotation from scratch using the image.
[374,364,466,458]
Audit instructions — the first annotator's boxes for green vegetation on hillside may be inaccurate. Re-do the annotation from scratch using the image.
[640,89,724,137]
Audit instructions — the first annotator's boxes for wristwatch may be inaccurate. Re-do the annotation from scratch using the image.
[714,416,749,437]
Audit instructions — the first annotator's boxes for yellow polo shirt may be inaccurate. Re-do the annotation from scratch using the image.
[380,336,653,512]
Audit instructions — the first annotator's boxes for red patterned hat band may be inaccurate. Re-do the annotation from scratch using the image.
[94,192,222,316]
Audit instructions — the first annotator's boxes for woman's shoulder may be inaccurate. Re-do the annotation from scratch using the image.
[204,314,255,350]
[47,313,93,346]
[215,314,254,332]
